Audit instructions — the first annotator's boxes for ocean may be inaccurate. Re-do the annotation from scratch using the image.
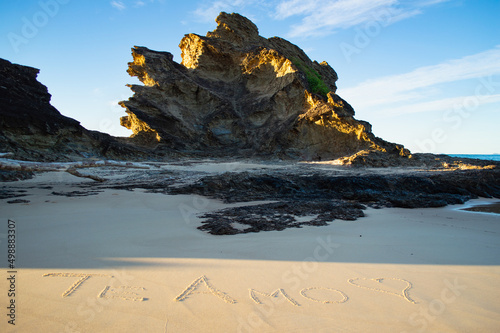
[448,154,500,162]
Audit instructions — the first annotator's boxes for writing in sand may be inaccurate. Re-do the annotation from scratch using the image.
[43,273,419,305]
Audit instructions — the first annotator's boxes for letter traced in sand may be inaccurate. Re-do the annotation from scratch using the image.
[347,277,417,304]
[43,273,113,297]
[300,287,349,304]
[98,286,146,301]
[249,288,300,306]
[174,275,237,304]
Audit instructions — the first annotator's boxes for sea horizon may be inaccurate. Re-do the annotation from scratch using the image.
[447,154,500,162]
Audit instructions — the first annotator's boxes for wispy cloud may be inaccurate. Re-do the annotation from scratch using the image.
[339,46,500,115]
[341,46,500,108]
[193,0,249,22]
[191,0,447,35]
[379,94,500,116]
[111,0,163,11]
[111,1,126,10]
[275,0,450,37]
[274,0,319,18]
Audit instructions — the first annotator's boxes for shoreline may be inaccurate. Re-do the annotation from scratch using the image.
[1,164,500,332]
[461,201,500,214]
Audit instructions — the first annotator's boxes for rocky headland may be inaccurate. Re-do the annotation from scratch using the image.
[0,12,494,168]
[119,12,410,161]
[1,12,499,235]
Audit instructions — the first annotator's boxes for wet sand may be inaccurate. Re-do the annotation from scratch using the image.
[1,167,500,332]
[462,201,500,214]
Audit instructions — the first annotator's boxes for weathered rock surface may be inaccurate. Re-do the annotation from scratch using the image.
[0,170,33,182]
[60,159,498,235]
[120,12,410,160]
[169,166,500,234]
[169,168,500,206]
[198,200,366,235]
[0,58,150,161]
[0,12,496,173]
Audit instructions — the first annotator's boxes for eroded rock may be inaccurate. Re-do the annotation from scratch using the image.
[0,58,154,161]
[120,12,410,160]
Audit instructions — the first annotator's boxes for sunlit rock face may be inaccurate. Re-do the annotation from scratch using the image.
[120,12,410,160]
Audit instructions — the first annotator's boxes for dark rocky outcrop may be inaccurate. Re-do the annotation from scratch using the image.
[71,159,498,235]
[169,168,500,207]
[0,169,34,182]
[169,167,500,234]
[119,12,410,161]
[0,12,497,175]
[0,58,151,161]
[198,201,366,235]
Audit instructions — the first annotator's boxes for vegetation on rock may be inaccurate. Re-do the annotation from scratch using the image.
[290,57,330,97]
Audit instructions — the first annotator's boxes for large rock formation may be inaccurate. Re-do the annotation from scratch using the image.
[0,58,149,161]
[120,12,410,160]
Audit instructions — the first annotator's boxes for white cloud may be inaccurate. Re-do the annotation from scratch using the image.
[111,1,126,10]
[275,0,450,37]
[275,0,318,19]
[379,94,500,116]
[340,46,500,111]
[190,0,449,36]
[193,0,249,22]
[111,0,163,11]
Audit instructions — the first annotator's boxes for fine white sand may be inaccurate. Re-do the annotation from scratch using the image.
[1,170,500,332]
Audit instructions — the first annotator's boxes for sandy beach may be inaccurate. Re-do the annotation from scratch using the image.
[2,2,500,332]
[1,166,500,332]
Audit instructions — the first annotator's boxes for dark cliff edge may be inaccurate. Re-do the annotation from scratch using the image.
[0,58,155,162]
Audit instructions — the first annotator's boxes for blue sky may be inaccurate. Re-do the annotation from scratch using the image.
[1,0,499,154]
